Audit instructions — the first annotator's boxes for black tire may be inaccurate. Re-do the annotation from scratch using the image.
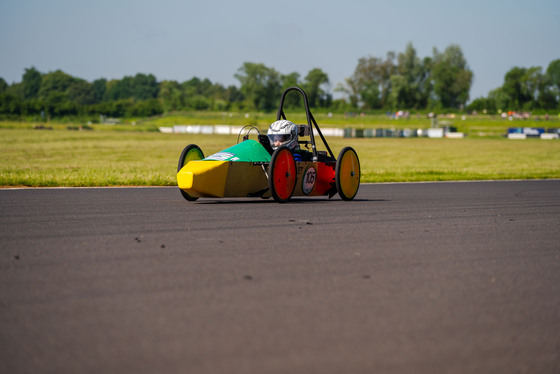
[268,146,297,203]
[177,144,204,201]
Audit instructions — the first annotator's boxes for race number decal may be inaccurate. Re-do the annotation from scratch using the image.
[302,165,317,195]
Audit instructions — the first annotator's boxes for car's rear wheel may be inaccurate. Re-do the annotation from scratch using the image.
[177,144,204,201]
[335,147,360,201]
[268,146,297,203]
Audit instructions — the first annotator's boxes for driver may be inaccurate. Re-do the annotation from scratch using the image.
[267,120,299,150]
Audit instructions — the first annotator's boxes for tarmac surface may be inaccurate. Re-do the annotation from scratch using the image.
[1,180,559,374]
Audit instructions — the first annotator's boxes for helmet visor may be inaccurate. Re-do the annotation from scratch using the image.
[268,133,292,146]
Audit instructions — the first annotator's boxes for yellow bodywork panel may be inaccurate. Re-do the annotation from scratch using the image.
[177,161,229,197]
[177,160,269,198]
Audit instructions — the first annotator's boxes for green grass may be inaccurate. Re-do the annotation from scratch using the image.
[1,127,559,187]
[350,137,560,182]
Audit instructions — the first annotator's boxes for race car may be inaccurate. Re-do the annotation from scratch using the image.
[177,86,360,203]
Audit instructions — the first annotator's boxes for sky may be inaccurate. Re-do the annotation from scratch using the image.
[1,0,559,101]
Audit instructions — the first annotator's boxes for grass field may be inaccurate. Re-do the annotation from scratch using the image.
[1,127,559,187]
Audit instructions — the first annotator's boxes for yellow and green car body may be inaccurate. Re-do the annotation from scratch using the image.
[177,140,336,199]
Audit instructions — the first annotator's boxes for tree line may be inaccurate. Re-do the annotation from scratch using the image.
[1,43,559,120]
[468,61,560,113]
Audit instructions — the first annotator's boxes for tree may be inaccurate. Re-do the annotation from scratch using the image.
[520,67,545,109]
[183,77,211,96]
[234,62,282,111]
[302,68,330,108]
[431,45,473,109]
[92,78,107,103]
[38,70,75,101]
[546,59,560,107]
[0,77,7,93]
[131,73,159,100]
[417,56,433,108]
[351,56,383,108]
[345,51,396,109]
[223,85,244,108]
[158,80,184,111]
[131,98,163,116]
[37,70,77,116]
[104,73,159,102]
[387,75,407,109]
[394,43,432,109]
[23,67,42,99]
[181,77,212,110]
[104,76,134,101]
[280,72,301,108]
[467,96,497,113]
[43,91,76,117]
[488,87,510,111]
[501,67,530,110]
[536,73,558,110]
[68,79,96,106]
[392,43,418,108]
[0,92,22,115]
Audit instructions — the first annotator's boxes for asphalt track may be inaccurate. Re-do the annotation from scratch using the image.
[1,180,559,374]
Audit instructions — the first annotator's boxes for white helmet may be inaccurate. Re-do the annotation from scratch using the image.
[267,120,299,150]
